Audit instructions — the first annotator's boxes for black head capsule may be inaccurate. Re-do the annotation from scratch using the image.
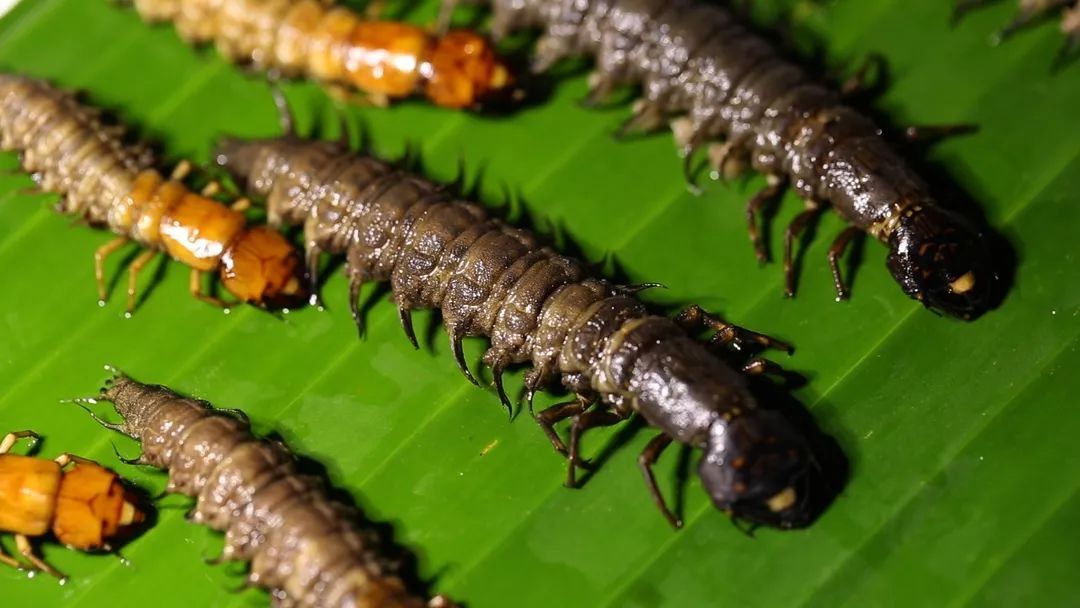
[885,206,994,320]
[698,410,815,529]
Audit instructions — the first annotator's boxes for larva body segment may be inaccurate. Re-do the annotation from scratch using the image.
[98,374,450,608]
[0,75,305,309]
[216,132,823,530]
[129,0,514,109]
[441,0,997,319]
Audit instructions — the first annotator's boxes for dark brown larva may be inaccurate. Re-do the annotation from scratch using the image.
[214,102,826,530]
[955,0,1080,59]
[439,0,997,320]
[88,372,454,608]
[128,0,514,109]
[0,74,305,311]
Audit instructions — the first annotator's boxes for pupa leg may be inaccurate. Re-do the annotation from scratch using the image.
[566,409,628,488]
[0,544,24,571]
[189,269,231,308]
[535,397,591,457]
[827,226,862,301]
[783,201,823,298]
[746,176,787,263]
[94,236,129,302]
[125,249,158,314]
[53,453,95,468]
[638,433,682,529]
[15,535,65,581]
[0,430,39,455]
[675,304,793,354]
[170,160,191,181]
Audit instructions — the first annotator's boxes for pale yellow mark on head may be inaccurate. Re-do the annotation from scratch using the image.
[766,487,797,513]
[949,271,976,294]
[120,500,139,526]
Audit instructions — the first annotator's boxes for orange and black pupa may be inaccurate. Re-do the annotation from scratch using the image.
[128,0,515,109]
[0,74,306,312]
[0,431,148,582]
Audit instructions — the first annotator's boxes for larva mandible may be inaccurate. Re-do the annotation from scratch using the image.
[128,0,515,109]
[0,430,147,582]
[438,0,998,320]
[0,74,305,312]
[85,372,455,608]
[954,0,1080,59]
[213,99,827,531]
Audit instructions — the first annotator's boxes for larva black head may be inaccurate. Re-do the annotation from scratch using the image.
[698,410,815,529]
[886,206,994,320]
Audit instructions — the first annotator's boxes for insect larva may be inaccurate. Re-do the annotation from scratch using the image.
[0,74,305,311]
[439,0,997,319]
[85,372,455,608]
[955,0,1080,60]
[128,0,514,109]
[0,430,147,582]
[213,98,827,530]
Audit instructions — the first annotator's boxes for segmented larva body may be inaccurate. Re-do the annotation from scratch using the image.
[441,0,996,319]
[215,131,820,529]
[129,0,513,109]
[0,74,304,309]
[97,374,453,608]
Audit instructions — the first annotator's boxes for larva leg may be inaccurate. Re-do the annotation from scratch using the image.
[783,201,824,298]
[535,397,591,457]
[94,236,129,303]
[581,71,618,108]
[741,357,785,376]
[189,269,231,308]
[827,226,862,301]
[707,140,748,181]
[746,176,787,263]
[0,430,40,454]
[449,330,480,386]
[566,409,627,488]
[347,273,365,337]
[675,305,793,354]
[999,0,1072,41]
[14,535,65,581]
[638,433,682,529]
[839,52,886,98]
[615,100,667,138]
[125,249,158,314]
[952,0,999,24]
[902,123,979,145]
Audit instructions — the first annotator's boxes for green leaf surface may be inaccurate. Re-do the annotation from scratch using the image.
[0,0,1077,606]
